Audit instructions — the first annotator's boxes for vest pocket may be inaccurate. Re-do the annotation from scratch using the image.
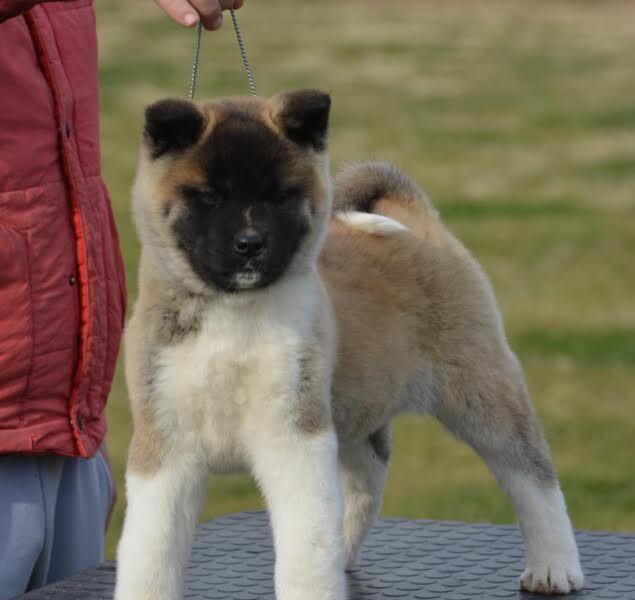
[0,220,33,402]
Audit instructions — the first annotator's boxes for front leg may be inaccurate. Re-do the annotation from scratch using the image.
[115,443,207,600]
[248,424,346,600]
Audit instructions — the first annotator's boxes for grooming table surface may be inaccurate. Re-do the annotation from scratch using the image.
[18,511,635,599]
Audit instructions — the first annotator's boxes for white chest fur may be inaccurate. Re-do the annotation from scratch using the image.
[153,277,317,471]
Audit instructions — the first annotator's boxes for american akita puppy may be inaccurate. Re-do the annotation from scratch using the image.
[115,90,584,600]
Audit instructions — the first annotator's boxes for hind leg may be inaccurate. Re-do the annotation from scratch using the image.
[432,357,584,595]
[339,425,391,569]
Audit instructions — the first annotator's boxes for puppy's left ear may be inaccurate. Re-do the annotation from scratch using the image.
[274,89,331,151]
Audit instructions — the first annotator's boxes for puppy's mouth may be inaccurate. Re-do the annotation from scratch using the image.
[232,270,263,290]
[191,250,291,293]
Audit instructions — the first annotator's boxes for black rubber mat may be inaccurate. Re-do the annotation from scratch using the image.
[16,511,635,599]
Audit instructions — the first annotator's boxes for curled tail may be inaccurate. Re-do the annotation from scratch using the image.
[333,161,437,217]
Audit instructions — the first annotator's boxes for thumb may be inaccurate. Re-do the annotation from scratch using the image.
[153,0,200,27]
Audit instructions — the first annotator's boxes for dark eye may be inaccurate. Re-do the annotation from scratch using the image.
[183,185,221,208]
[277,186,302,205]
[199,192,221,207]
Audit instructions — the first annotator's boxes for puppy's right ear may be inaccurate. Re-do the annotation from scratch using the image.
[143,98,206,159]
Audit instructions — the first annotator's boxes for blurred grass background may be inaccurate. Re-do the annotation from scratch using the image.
[98,0,635,559]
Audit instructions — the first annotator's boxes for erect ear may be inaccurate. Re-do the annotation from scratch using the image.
[143,98,206,159]
[274,89,331,151]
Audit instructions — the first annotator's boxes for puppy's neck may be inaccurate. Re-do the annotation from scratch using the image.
[139,249,319,329]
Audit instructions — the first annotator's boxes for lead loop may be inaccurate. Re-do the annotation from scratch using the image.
[188,10,257,100]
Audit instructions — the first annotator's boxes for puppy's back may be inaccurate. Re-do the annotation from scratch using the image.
[321,162,506,437]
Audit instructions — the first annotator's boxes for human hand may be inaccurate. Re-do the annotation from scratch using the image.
[153,0,244,31]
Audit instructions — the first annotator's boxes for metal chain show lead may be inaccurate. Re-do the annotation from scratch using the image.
[188,9,257,100]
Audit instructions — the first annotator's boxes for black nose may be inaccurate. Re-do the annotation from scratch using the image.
[233,229,266,257]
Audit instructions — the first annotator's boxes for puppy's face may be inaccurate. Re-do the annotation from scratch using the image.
[134,90,331,294]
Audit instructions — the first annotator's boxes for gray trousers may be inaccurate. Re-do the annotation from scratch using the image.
[0,451,113,600]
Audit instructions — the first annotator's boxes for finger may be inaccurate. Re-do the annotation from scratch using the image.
[153,0,200,27]
[190,0,224,30]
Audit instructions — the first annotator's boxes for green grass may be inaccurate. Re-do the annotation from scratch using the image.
[98,0,635,559]
[439,199,581,219]
[513,329,635,365]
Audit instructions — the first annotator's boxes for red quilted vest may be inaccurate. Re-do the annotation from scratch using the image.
[0,0,126,457]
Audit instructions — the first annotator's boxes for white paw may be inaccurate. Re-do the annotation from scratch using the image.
[345,553,358,572]
[520,561,584,595]
[344,540,362,571]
